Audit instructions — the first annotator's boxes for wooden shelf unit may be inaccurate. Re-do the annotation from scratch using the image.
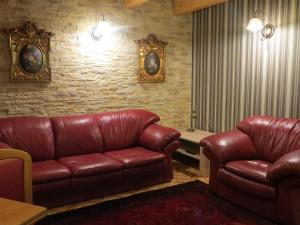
[177,129,214,177]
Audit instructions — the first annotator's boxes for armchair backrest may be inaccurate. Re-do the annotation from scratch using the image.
[0,149,32,203]
[98,109,160,151]
[237,116,300,163]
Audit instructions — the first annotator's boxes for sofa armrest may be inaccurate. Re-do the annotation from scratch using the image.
[0,141,12,149]
[267,150,300,181]
[139,124,181,153]
[200,129,257,163]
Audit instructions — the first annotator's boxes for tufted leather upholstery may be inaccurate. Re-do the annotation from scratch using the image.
[201,116,300,225]
[0,109,180,208]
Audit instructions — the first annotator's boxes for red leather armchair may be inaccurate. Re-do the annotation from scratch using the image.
[0,148,32,203]
[200,116,300,225]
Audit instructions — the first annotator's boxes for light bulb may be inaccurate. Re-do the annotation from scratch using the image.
[247,18,264,32]
[91,17,109,41]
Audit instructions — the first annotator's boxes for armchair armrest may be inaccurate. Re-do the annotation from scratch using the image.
[139,124,180,153]
[200,129,257,163]
[267,150,300,181]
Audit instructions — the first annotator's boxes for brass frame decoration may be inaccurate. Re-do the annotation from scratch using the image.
[135,34,168,82]
[4,21,53,82]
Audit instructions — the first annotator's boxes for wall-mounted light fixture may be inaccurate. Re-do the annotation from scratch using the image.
[247,10,275,40]
[90,15,108,41]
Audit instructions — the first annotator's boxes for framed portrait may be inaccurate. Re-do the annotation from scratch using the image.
[135,34,167,82]
[4,21,53,82]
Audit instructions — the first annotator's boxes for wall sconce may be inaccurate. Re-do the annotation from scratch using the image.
[90,15,108,41]
[247,10,275,40]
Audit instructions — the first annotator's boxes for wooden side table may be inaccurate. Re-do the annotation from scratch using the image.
[0,197,47,225]
[177,129,214,177]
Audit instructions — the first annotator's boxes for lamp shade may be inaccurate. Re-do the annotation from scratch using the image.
[247,18,264,32]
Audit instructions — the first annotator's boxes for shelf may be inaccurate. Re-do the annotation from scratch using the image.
[178,129,214,144]
[176,148,200,160]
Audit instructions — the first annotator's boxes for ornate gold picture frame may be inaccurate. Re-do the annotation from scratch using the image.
[4,21,53,82]
[135,34,167,82]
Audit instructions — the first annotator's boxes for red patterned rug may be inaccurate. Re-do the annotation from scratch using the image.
[37,181,277,225]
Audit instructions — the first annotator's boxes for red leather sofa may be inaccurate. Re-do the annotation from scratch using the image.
[200,116,300,225]
[0,109,180,208]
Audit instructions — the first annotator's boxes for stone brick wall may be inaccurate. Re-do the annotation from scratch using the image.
[0,0,192,129]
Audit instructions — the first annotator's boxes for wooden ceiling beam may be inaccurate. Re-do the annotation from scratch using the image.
[124,0,150,8]
[173,0,229,15]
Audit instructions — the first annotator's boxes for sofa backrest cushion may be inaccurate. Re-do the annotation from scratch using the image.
[98,109,160,151]
[51,114,104,158]
[0,117,55,161]
[237,116,300,163]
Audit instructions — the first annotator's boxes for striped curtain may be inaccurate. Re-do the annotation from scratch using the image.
[192,0,300,133]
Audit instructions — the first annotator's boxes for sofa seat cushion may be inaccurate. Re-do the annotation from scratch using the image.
[58,153,124,178]
[218,168,276,200]
[224,160,272,185]
[104,147,166,168]
[32,160,71,184]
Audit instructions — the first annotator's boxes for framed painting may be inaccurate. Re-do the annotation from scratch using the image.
[135,34,167,82]
[4,21,53,82]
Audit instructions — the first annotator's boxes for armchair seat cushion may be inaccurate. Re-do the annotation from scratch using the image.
[104,147,166,168]
[58,153,124,178]
[218,168,277,200]
[224,160,272,185]
[32,160,71,184]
